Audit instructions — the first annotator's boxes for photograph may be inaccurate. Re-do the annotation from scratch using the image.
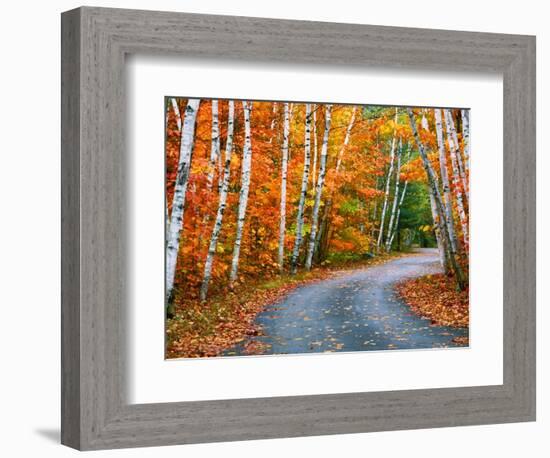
[164,98,470,359]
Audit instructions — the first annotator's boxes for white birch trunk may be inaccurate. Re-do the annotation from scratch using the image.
[444,109,469,202]
[334,107,357,173]
[443,109,469,247]
[311,106,318,189]
[461,109,470,174]
[270,102,278,131]
[199,101,235,301]
[165,99,201,302]
[312,107,357,260]
[269,102,278,144]
[434,109,458,254]
[376,108,398,251]
[170,97,182,131]
[305,105,332,270]
[408,109,466,289]
[428,190,448,270]
[229,101,253,282]
[388,181,408,248]
[206,100,221,190]
[290,104,312,274]
[277,103,290,272]
[385,140,402,251]
[165,98,181,229]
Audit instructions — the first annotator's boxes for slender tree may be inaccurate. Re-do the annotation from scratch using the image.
[407,108,466,290]
[428,190,449,271]
[165,98,181,234]
[444,109,469,202]
[277,103,290,272]
[385,139,402,251]
[206,100,221,190]
[229,101,254,282]
[166,99,201,304]
[200,101,235,301]
[461,109,470,174]
[434,109,458,254]
[311,105,318,189]
[314,106,357,260]
[334,107,357,173]
[169,97,182,131]
[388,180,408,248]
[443,109,469,247]
[376,108,398,251]
[305,105,332,270]
[290,104,312,273]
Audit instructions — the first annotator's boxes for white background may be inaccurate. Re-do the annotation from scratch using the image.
[0,0,546,457]
[129,57,503,403]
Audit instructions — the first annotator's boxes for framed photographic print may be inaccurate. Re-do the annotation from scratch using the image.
[61,6,536,450]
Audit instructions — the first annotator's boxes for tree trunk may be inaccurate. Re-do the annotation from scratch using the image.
[165,97,181,229]
[305,105,332,270]
[278,103,291,272]
[199,101,235,301]
[313,106,357,262]
[165,99,201,304]
[428,189,450,272]
[168,97,182,131]
[388,181,408,248]
[206,100,221,190]
[269,102,278,144]
[461,109,470,175]
[376,108,398,252]
[334,107,357,173]
[434,109,459,254]
[311,106,318,189]
[407,108,466,290]
[290,104,312,273]
[229,101,254,282]
[443,109,469,202]
[385,139,402,251]
[443,109,469,247]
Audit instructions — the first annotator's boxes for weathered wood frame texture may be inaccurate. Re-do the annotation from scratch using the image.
[61,6,536,451]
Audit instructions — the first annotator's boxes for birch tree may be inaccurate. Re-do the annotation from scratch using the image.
[200,101,235,301]
[166,98,201,303]
[305,104,332,270]
[388,180,408,248]
[376,108,398,251]
[385,139,402,251]
[269,102,278,144]
[169,97,182,131]
[434,109,458,254]
[461,109,470,174]
[206,100,221,190]
[444,109,469,202]
[334,106,357,173]
[311,106,318,189]
[407,108,466,290]
[313,106,357,259]
[277,103,290,272]
[290,104,311,274]
[165,98,181,235]
[428,190,449,271]
[229,101,253,282]
[443,109,469,247]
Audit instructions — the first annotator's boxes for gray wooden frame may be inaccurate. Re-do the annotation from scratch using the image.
[61,6,536,451]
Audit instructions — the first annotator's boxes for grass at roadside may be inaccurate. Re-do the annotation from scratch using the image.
[166,252,403,359]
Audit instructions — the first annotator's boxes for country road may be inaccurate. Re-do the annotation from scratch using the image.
[224,248,469,356]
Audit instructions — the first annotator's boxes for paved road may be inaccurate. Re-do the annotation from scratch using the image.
[224,249,469,356]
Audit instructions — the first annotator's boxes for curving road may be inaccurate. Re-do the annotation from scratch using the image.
[224,248,469,356]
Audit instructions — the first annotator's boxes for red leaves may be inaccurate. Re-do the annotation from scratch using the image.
[396,273,469,328]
